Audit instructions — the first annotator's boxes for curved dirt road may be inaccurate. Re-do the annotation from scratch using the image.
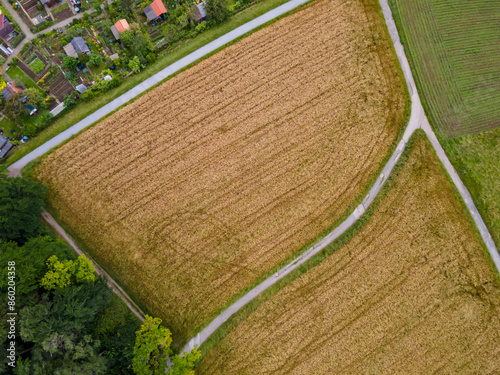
[181,0,500,354]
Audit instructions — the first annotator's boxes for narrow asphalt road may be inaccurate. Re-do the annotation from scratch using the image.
[180,0,500,354]
[7,0,312,176]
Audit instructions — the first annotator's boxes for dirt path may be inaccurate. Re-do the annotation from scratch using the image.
[41,210,146,322]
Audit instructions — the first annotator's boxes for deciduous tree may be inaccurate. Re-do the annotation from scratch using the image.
[132,315,172,375]
[0,174,47,242]
[63,55,78,70]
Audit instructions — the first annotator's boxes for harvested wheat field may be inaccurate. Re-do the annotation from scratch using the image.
[198,134,500,374]
[34,0,407,342]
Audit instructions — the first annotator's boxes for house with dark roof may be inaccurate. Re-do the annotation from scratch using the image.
[1,81,23,101]
[143,0,167,22]
[190,2,207,23]
[63,37,90,58]
[0,15,16,44]
[0,137,14,159]
[110,19,130,40]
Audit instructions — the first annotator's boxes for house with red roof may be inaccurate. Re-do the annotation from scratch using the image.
[110,19,131,40]
[1,81,23,101]
[143,0,167,22]
[0,15,16,44]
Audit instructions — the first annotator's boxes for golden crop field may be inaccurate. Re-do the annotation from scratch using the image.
[198,135,500,374]
[34,0,407,342]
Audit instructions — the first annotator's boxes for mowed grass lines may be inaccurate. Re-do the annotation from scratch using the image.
[34,0,407,343]
[390,0,500,137]
[198,135,500,374]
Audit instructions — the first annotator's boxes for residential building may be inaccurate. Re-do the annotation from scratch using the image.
[0,137,14,159]
[1,81,23,101]
[110,19,130,40]
[143,0,168,22]
[191,2,207,23]
[0,15,16,44]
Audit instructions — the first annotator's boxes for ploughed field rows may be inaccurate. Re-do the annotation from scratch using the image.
[390,0,500,137]
[198,135,500,374]
[34,0,407,343]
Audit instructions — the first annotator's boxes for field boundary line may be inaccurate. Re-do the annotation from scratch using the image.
[181,0,500,355]
[41,209,146,322]
[6,0,313,177]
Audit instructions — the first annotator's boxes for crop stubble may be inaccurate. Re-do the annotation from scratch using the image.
[198,135,500,374]
[34,0,407,341]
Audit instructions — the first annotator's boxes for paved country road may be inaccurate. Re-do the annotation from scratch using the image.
[7,0,313,176]
[181,0,500,354]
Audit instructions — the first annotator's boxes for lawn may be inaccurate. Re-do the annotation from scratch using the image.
[6,0,316,166]
[198,133,500,374]
[0,117,20,137]
[6,66,44,94]
[389,0,500,137]
[440,128,500,248]
[33,0,408,344]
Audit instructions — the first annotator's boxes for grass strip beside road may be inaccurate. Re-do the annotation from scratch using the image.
[4,0,296,166]
[438,128,500,248]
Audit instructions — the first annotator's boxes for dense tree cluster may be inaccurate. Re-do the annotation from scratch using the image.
[0,172,199,374]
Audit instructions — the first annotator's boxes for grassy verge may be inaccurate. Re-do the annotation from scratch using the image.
[437,128,500,249]
[5,0,299,166]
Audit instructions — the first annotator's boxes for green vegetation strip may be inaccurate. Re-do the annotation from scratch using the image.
[5,0,300,166]
[438,128,500,248]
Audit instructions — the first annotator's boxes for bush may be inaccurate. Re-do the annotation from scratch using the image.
[22,123,37,137]
[195,21,207,33]
[64,71,74,80]
[145,52,156,63]
[205,0,230,23]
[63,55,78,70]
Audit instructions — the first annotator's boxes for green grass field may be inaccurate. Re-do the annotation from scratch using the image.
[390,0,500,137]
[440,128,500,247]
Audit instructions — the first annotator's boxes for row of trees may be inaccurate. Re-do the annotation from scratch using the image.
[0,172,199,374]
